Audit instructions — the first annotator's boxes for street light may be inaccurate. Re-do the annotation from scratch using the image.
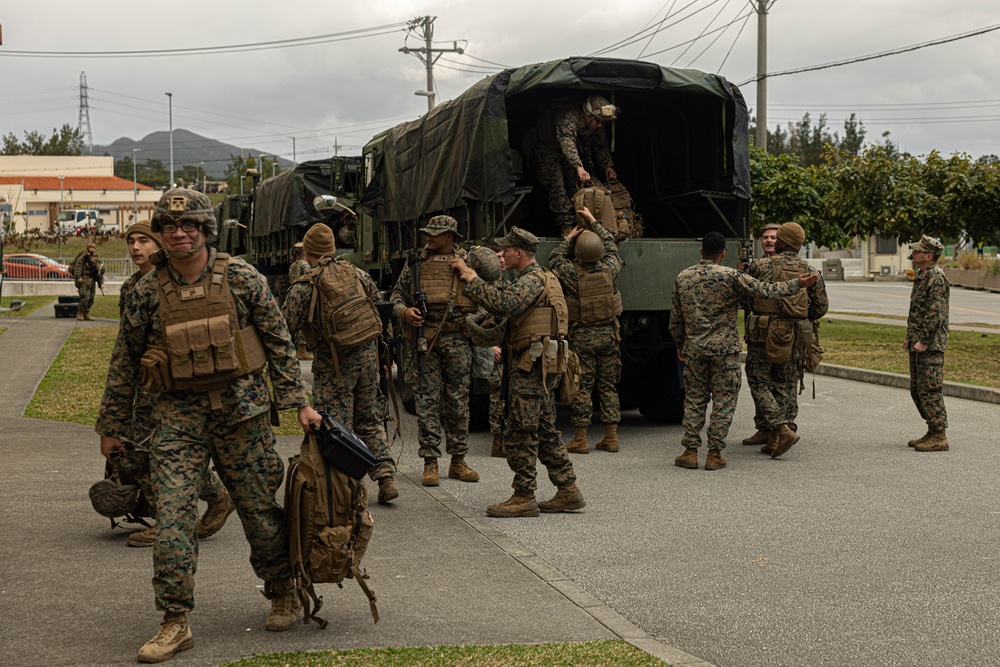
[288,137,296,166]
[58,175,64,259]
[199,161,205,193]
[165,92,174,188]
[132,148,141,223]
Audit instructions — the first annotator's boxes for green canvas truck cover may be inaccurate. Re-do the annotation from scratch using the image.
[252,158,361,238]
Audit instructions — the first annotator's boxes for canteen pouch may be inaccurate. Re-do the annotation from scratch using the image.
[765,318,795,364]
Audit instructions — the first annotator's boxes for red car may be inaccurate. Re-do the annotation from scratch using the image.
[2,253,74,280]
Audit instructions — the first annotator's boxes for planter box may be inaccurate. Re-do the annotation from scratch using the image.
[963,271,986,290]
[985,273,1000,294]
[941,267,961,285]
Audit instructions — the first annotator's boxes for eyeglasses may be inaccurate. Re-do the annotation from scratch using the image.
[161,222,200,235]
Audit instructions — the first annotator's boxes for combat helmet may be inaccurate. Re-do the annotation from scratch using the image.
[583,95,618,122]
[467,245,503,282]
[575,230,603,263]
[151,188,217,242]
[89,479,142,518]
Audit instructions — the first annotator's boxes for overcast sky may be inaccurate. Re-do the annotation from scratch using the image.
[3,0,999,168]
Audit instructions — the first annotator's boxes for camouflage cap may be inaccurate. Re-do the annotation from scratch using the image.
[88,479,140,518]
[420,215,464,239]
[497,226,539,253]
[910,234,944,255]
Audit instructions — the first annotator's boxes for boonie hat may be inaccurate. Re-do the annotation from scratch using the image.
[420,215,463,239]
[497,227,539,253]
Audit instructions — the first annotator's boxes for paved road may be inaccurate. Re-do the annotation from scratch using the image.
[826,281,1000,326]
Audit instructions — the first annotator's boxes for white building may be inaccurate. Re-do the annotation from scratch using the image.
[0,156,162,234]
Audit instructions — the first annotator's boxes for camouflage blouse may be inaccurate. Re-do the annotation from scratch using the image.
[906,265,950,352]
[96,248,309,438]
[746,252,829,322]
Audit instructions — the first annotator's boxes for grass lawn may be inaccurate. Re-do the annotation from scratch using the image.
[5,235,127,259]
[90,295,123,320]
[1,295,57,317]
[219,641,665,667]
[829,311,1000,330]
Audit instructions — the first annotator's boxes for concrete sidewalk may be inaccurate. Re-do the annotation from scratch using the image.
[0,307,708,667]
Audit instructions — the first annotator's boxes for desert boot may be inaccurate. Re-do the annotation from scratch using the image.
[538,482,586,513]
[197,489,235,539]
[915,430,949,452]
[378,476,399,504]
[295,344,314,361]
[742,430,770,446]
[127,524,157,548]
[448,456,480,482]
[264,578,299,632]
[769,424,800,458]
[675,448,699,469]
[565,427,589,454]
[908,430,933,448]
[421,458,440,486]
[490,435,504,458]
[82,311,94,321]
[137,612,193,663]
[487,492,539,518]
[595,423,619,452]
[705,448,727,470]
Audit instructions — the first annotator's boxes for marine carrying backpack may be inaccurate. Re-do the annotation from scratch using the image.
[285,413,379,627]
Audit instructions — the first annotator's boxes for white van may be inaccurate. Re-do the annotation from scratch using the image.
[55,209,103,235]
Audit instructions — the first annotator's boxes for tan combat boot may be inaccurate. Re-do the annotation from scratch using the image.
[705,448,727,470]
[595,423,619,452]
[675,448,698,469]
[908,431,933,448]
[490,435,504,458]
[197,489,235,539]
[295,344,314,361]
[487,492,539,518]
[565,427,589,454]
[127,524,157,548]
[448,456,480,482]
[137,612,193,663]
[769,424,800,458]
[742,430,771,446]
[82,311,94,321]
[76,311,84,321]
[378,476,399,504]
[915,430,949,452]
[538,482,586,513]
[421,458,440,487]
[264,578,300,632]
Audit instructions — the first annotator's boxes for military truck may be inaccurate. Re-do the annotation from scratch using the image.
[353,57,751,423]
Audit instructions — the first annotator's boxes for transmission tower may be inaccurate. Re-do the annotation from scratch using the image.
[78,72,94,155]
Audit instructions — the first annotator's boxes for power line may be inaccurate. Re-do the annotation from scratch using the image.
[717,11,752,72]
[590,0,729,57]
[637,0,680,59]
[738,22,1000,86]
[672,0,736,68]
[0,22,409,58]
[641,11,754,60]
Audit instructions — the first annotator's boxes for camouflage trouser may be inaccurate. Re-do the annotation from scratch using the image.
[910,351,948,431]
[77,280,95,313]
[132,395,226,509]
[504,361,576,494]
[488,360,505,438]
[536,150,580,229]
[408,332,471,460]
[313,340,396,481]
[569,324,622,427]
[745,342,800,432]
[681,352,742,451]
[150,411,290,613]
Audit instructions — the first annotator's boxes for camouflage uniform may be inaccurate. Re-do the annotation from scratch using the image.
[464,264,576,494]
[71,248,103,315]
[487,357,504,438]
[549,223,623,427]
[669,260,803,450]
[96,248,309,614]
[389,245,473,461]
[745,253,828,432]
[906,264,950,432]
[288,257,311,351]
[536,106,614,229]
[118,272,226,507]
[282,257,396,481]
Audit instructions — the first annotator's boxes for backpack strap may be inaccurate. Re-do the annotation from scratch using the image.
[351,565,380,623]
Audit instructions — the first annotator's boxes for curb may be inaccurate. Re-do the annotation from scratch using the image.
[396,462,718,667]
[812,362,1000,405]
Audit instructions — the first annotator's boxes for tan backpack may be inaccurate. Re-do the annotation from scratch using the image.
[572,180,641,242]
[285,415,379,628]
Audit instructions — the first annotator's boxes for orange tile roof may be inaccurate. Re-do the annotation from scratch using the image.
[0,175,155,191]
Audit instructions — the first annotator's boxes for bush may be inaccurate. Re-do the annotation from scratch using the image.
[957,253,985,270]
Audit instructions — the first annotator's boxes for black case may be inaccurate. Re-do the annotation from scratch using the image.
[313,413,379,479]
[54,303,79,318]
[58,295,81,304]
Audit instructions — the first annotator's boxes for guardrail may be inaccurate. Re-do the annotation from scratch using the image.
[50,257,135,278]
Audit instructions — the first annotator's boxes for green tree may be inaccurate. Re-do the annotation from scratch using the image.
[2,124,85,155]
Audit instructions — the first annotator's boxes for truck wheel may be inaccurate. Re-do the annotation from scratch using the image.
[468,383,490,432]
[637,350,685,424]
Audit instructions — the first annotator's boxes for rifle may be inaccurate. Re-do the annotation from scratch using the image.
[738,236,753,327]
[85,254,105,295]
[407,253,429,372]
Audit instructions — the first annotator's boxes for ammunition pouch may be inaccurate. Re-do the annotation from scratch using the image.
[764,318,795,364]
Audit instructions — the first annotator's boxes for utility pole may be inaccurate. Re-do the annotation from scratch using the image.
[751,1,774,152]
[165,92,174,188]
[399,16,464,113]
[288,137,297,166]
[132,148,141,223]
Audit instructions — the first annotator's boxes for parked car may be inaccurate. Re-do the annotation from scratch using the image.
[2,253,74,280]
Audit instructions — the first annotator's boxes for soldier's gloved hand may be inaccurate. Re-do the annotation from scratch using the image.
[298,405,323,434]
[100,435,126,460]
